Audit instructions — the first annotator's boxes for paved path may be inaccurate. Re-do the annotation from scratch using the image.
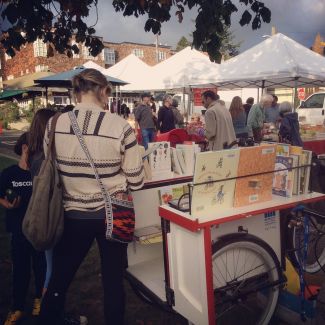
[0,130,21,159]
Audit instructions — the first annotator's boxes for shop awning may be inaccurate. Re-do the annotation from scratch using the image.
[0,89,27,100]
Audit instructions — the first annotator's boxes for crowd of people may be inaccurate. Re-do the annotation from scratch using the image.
[1,69,144,325]
[0,68,303,325]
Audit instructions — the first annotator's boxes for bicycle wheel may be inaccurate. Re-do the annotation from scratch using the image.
[287,215,325,274]
[212,233,282,325]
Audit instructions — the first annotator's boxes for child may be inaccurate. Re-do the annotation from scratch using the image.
[278,101,303,147]
[0,132,46,325]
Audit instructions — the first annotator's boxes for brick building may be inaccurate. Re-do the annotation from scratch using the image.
[103,41,173,67]
[0,38,173,84]
[0,38,105,82]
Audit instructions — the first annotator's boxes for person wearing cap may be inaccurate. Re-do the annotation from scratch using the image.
[134,93,156,149]
[278,101,303,146]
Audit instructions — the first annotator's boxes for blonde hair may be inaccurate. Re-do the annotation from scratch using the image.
[260,94,273,105]
[72,68,112,102]
[229,96,244,118]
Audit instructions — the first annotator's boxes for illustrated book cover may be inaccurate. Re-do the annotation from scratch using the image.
[234,145,277,207]
[148,142,173,179]
[272,156,294,197]
[191,149,240,216]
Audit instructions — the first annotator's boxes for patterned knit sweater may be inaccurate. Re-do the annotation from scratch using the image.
[44,105,144,211]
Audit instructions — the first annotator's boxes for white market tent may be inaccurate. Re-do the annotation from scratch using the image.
[146,46,221,90]
[83,60,109,75]
[199,33,325,89]
[105,54,153,91]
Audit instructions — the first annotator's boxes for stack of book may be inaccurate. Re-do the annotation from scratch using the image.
[171,142,200,176]
[272,144,312,197]
[134,225,162,244]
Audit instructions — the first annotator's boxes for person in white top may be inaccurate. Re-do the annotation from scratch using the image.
[39,69,144,325]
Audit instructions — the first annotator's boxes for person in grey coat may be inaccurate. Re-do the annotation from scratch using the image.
[202,90,236,151]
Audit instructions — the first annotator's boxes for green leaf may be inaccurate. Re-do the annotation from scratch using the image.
[239,10,252,26]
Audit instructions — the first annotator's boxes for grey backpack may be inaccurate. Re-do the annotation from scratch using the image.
[23,113,64,251]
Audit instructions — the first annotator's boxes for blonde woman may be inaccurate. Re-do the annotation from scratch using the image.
[229,96,248,138]
[39,69,144,325]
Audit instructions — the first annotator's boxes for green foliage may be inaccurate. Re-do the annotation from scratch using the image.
[219,26,241,60]
[1,0,271,63]
[176,36,190,52]
[0,101,20,127]
[1,0,103,58]
[113,0,271,62]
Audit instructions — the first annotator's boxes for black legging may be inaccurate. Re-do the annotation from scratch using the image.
[39,214,128,325]
[11,232,46,311]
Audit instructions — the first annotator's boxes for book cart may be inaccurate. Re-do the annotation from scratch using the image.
[127,145,325,325]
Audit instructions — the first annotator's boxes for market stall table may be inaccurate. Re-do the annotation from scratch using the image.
[303,136,325,155]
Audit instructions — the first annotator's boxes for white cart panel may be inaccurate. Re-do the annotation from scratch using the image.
[168,223,209,325]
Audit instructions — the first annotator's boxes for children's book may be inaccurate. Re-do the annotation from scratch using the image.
[191,149,240,216]
[273,156,294,197]
[300,150,312,194]
[134,225,162,244]
[176,149,187,175]
[158,185,189,205]
[234,145,276,207]
[276,144,290,157]
[290,154,300,195]
[148,142,173,179]
[171,147,183,175]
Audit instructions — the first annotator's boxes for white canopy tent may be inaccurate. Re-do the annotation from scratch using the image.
[82,60,109,75]
[199,33,325,89]
[146,46,221,91]
[105,54,153,92]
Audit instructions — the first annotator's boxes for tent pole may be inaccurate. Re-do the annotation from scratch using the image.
[293,77,298,112]
[68,89,72,104]
[261,80,265,94]
[45,86,48,106]
[257,88,260,102]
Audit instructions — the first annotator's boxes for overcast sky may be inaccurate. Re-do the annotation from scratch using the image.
[89,0,325,52]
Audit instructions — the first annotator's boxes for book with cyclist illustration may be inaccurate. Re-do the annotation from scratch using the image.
[234,145,277,207]
[191,149,240,216]
[272,156,294,197]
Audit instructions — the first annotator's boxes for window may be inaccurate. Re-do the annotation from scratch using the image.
[104,48,115,65]
[33,39,47,57]
[26,69,29,74]
[158,51,167,61]
[82,44,96,60]
[5,53,11,60]
[132,48,144,58]
[35,65,49,72]
[303,94,325,108]
[7,75,14,80]
[71,41,80,59]
[53,96,69,105]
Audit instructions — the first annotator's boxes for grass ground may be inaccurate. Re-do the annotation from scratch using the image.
[0,156,186,325]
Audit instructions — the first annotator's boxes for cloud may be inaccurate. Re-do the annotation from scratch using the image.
[87,0,325,52]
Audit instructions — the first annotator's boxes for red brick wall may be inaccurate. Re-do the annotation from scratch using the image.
[104,42,173,66]
[1,43,36,80]
[0,43,105,81]
[0,40,172,82]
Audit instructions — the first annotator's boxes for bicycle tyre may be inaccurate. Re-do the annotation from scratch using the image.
[212,233,282,325]
[286,215,325,274]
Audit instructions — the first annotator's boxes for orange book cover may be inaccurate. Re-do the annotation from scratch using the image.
[234,145,277,207]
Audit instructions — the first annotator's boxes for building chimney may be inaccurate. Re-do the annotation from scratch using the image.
[271,26,277,35]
